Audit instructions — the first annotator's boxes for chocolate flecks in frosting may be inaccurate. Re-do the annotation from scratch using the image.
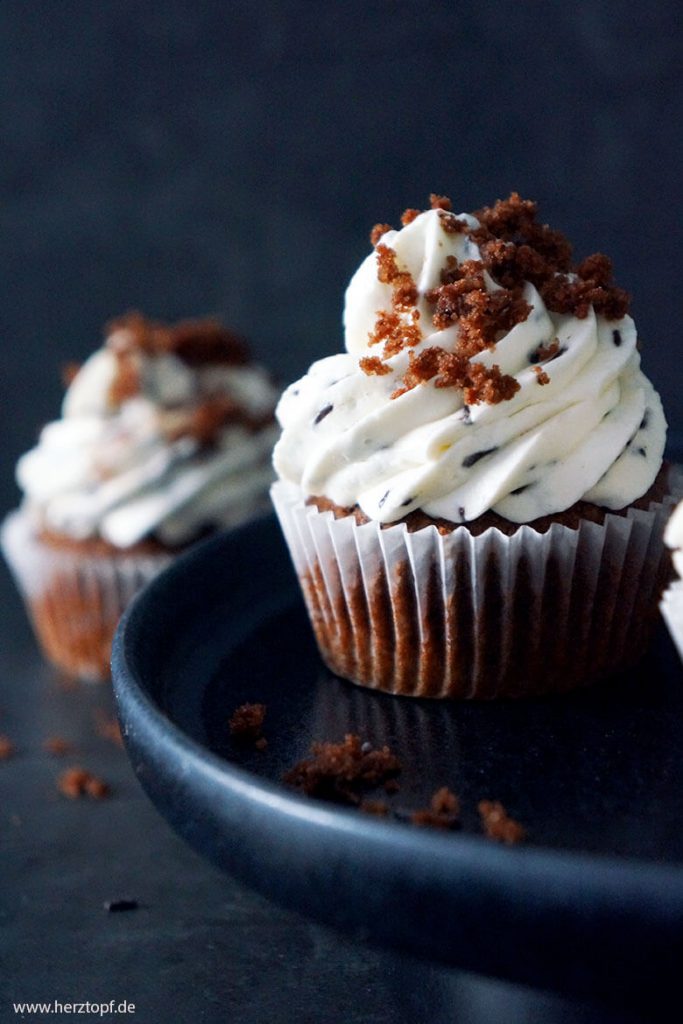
[462,447,498,468]
[106,312,251,366]
[613,329,623,347]
[359,356,392,376]
[528,338,561,364]
[313,404,334,426]
[370,223,393,246]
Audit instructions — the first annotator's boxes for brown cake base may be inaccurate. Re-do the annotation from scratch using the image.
[271,474,676,700]
[1,515,179,681]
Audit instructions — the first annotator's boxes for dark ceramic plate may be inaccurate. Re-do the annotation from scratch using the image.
[112,514,683,1008]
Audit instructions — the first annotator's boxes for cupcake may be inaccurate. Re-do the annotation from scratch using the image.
[2,313,279,680]
[271,193,677,699]
[661,499,683,659]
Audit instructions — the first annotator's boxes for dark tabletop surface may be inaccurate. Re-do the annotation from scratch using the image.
[1,554,678,1024]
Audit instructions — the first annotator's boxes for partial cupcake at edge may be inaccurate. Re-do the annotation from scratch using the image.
[2,312,279,681]
[662,501,683,659]
[271,192,678,699]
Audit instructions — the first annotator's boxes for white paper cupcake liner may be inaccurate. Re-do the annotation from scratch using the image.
[1,510,173,681]
[661,581,683,661]
[271,480,679,699]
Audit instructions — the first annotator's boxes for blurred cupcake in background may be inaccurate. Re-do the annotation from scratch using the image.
[662,498,683,659]
[1,312,279,681]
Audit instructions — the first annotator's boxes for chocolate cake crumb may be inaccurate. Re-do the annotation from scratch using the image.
[533,366,550,385]
[108,351,140,406]
[58,767,111,800]
[229,703,267,746]
[369,309,422,357]
[43,736,74,757]
[394,349,518,405]
[0,735,15,760]
[95,711,124,748]
[478,800,526,844]
[283,734,401,806]
[410,787,461,830]
[430,193,452,211]
[104,899,139,913]
[61,362,81,388]
[106,311,250,366]
[370,223,393,246]
[360,799,390,817]
[401,208,420,225]
[529,338,560,364]
[438,211,468,234]
[359,356,392,376]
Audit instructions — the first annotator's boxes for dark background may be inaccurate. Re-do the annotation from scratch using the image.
[1,1,682,515]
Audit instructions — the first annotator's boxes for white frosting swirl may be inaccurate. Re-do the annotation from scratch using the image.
[18,334,279,548]
[274,208,666,524]
[665,501,683,580]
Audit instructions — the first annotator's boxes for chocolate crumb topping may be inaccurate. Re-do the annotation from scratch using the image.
[362,191,632,407]
[106,312,250,366]
[533,366,550,385]
[370,223,393,246]
[61,362,81,389]
[401,208,420,226]
[478,799,526,844]
[359,356,392,376]
[438,211,468,234]
[283,734,401,807]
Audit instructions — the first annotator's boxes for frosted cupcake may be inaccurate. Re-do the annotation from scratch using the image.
[2,313,279,680]
[272,193,676,699]
[662,501,683,659]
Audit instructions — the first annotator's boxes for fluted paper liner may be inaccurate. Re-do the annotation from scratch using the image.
[1,511,173,681]
[661,582,683,661]
[272,480,678,699]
